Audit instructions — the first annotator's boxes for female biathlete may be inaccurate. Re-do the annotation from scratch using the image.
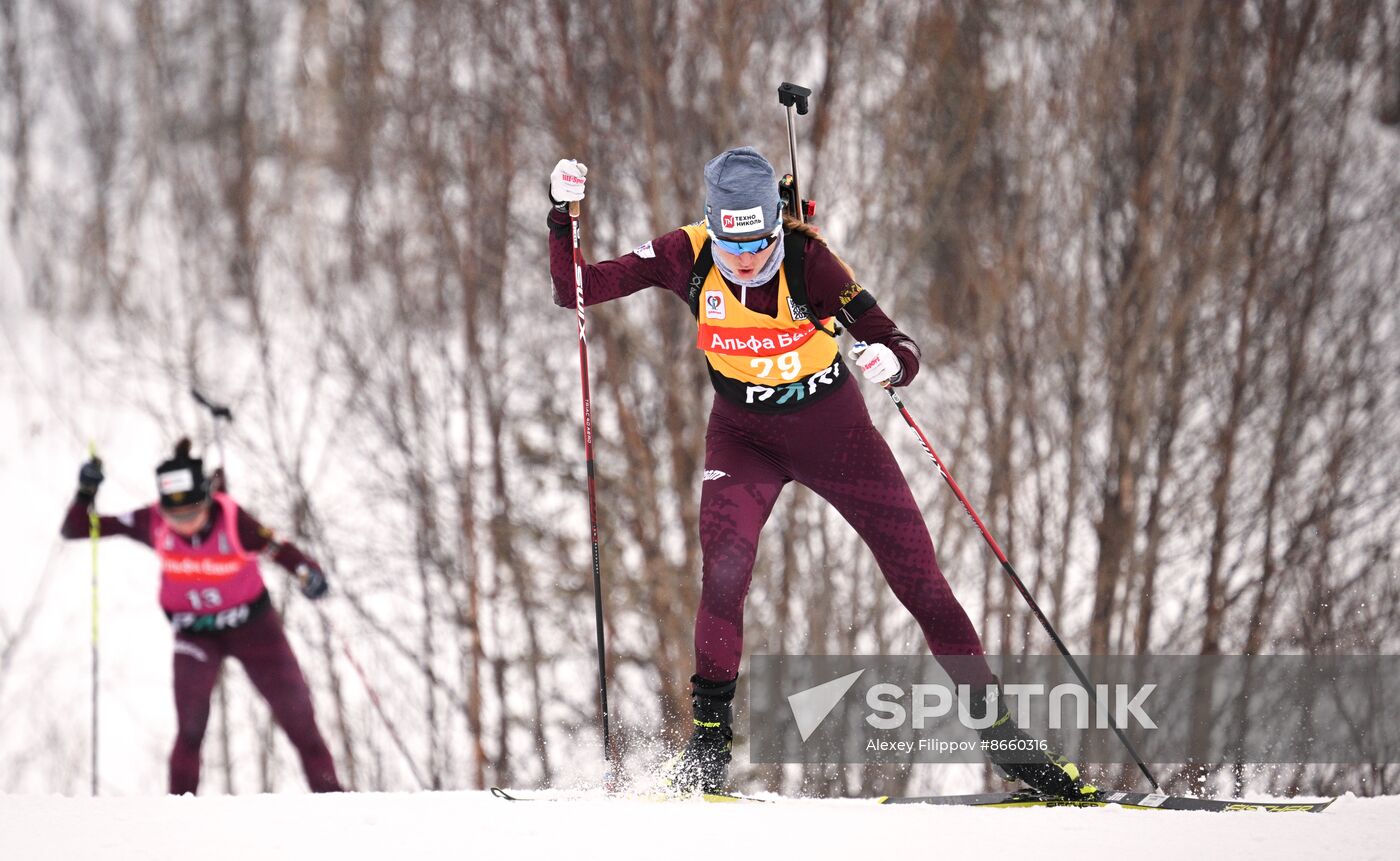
[546,148,1094,799]
[61,439,342,794]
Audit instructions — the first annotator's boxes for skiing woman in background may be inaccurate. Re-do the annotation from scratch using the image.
[546,149,1095,799]
[60,439,342,794]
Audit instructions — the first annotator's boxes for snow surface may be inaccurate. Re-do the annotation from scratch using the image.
[0,790,1393,861]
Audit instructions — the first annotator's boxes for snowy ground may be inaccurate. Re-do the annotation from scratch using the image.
[0,790,1392,861]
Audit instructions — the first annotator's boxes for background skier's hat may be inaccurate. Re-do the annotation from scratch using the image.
[155,439,208,510]
[703,146,783,240]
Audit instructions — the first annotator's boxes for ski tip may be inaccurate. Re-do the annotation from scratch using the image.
[489,785,1335,812]
[489,786,768,804]
[699,792,751,804]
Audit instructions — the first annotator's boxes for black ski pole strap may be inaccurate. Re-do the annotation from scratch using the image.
[547,207,570,239]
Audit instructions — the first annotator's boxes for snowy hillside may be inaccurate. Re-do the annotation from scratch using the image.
[0,790,1391,861]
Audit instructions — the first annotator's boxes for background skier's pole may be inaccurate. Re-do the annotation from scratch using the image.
[304,528,432,790]
[879,382,1162,791]
[570,199,615,786]
[321,605,429,790]
[86,441,100,796]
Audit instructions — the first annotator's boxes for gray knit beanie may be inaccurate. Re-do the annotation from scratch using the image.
[703,146,782,239]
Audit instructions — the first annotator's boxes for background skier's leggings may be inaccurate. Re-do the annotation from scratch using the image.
[170,607,341,794]
[696,380,995,688]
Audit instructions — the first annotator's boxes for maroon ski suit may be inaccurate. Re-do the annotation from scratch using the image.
[548,209,995,688]
[61,497,342,794]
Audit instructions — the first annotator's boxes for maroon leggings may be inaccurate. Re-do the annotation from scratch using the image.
[697,379,995,688]
[170,607,341,794]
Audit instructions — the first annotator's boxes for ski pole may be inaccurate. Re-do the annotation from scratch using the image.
[86,441,101,797]
[875,379,1162,791]
[317,605,429,790]
[569,199,615,786]
[301,529,430,791]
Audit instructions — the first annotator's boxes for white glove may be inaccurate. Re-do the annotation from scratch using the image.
[550,158,588,206]
[850,342,902,384]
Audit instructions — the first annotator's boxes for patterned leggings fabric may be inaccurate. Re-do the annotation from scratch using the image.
[169,607,341,794]
[696,380,995,688]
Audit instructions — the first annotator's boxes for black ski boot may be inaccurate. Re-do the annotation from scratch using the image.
[968,683,1097,799]
[664,675,736,794]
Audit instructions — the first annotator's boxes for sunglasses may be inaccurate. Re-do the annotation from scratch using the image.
[708,225,782,256]
[161,501,208,523]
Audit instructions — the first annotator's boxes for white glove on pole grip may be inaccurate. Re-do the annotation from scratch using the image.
[551,159,588,204]
[850,341,902,384]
